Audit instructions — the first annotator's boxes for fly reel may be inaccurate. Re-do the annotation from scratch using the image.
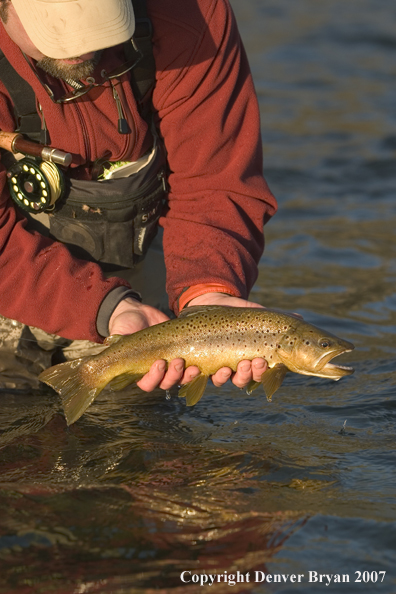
[7,157,65,213]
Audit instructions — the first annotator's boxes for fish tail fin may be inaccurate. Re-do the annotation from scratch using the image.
[261,364,288,401]
[38,357,105,425]
[178,374,209,406]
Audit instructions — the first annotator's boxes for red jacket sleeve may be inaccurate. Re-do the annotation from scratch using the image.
[151,0,278,312]
[0,161,130,343]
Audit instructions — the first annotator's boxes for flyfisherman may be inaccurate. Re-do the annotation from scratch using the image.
[0,0,277,394]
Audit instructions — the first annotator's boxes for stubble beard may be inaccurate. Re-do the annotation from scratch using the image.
[37,50,103,81]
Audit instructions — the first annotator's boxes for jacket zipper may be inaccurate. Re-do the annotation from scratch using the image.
[74,102,91,163]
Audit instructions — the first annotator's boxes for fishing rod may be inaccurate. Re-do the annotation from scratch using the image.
[0,131,72,213]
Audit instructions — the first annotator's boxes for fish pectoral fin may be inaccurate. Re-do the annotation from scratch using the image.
[261,364,288,401]
[103,334,124,347]
[178,374,208,406]
[38,357,103,426]
[110,372,144,391]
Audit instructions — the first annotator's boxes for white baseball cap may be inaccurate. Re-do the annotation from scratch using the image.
[12,0,135,59]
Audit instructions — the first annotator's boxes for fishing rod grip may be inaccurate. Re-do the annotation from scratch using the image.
[0,131,72,167]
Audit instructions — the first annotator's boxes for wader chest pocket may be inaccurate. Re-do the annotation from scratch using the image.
[48,146,166,270]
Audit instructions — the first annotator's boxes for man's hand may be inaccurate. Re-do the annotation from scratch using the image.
[107,293,267,393]
[108,297,201,391]
[109,297,169,335]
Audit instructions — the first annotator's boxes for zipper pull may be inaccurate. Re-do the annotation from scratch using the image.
[38,102,50,145]
[158,169,168,192]
[111,82,130,135]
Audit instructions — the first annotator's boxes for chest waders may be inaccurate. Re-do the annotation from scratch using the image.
[0,0,167,271]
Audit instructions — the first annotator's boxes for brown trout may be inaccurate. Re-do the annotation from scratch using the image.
[38,306,354,425]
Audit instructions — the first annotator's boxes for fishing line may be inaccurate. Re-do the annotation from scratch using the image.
[39,161,63,206]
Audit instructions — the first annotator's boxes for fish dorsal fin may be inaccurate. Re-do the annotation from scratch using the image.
[103,334,124,347]
[178,305,233,318]
[178,374,209,406]
[110,372,143,391]
[261,364,288,401]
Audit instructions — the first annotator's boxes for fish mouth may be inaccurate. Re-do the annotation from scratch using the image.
[316,347,355,378]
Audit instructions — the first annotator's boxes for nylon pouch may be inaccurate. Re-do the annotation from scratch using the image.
[47,143,167,270]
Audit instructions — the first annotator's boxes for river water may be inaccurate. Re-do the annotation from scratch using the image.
[0,0,395,592]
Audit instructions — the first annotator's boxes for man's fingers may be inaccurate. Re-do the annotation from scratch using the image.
[136,358,268,392]
[231,360,253,389]
[251,358,267,382]
[211,358,268,389]
[211,367,232,387]
[136,360,167,392]
[136,359,201,392]
[158,358,185,390]
[180,366,201,385]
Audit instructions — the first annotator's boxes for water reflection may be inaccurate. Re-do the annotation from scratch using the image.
[0,483,306,592]
[0,393,307,593]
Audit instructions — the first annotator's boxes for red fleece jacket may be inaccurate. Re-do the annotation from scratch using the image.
[0,0,277,342]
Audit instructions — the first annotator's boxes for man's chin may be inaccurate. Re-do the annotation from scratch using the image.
[37,51,102,81]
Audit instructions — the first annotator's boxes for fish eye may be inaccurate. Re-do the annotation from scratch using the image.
[320,339,331,348]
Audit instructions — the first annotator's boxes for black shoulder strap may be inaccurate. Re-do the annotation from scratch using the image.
[0,0,156,142]
[0,49,42,142]
[125,0,156,118]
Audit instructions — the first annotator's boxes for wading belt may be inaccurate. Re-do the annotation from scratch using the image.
[23,140,168,271]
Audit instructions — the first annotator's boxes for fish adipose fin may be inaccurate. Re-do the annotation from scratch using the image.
[261,364,288,401]
[178,374,209,406]
[38,358,104,426]
[110,372,144,391]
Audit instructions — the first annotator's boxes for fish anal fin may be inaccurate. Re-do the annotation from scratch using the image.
[110,372,143,391]
[103,334,123,347]
[38,357,104,426]
[261,364,288,401]
[178,374,208,406]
